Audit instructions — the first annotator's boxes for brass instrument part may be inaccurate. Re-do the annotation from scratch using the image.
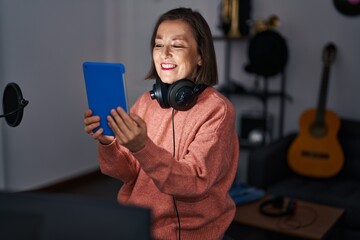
[221,0,244,38]
[228,0,242,38]
[254,15,280,33]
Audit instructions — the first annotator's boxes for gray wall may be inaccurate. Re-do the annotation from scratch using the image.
[0,0,359,190]
[0,0,109,190]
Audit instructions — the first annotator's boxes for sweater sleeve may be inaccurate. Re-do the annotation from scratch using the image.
[97,96,146,184]
[98,140,140,184]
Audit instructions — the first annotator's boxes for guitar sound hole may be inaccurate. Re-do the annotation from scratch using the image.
[309,122,328,138]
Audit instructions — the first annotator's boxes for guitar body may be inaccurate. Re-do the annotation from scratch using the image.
[288,108,344,178]
[288,43,344,178]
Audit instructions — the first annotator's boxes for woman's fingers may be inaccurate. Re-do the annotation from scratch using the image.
[84,121,100,134]
[83,109,114,145]
[84,113,101,134]
[109,107,135,137]
[84,109,92,118]
[106,108,147,152]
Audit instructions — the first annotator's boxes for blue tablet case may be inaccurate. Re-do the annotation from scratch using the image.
[83,62,128,136]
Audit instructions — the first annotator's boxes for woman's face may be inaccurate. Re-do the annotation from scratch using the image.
[153,19,202,84]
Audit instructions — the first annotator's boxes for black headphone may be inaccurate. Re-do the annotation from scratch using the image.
[149,78,207,111]
[259,196,297,217]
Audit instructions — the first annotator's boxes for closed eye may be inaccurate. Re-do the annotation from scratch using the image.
[173,45,185,49]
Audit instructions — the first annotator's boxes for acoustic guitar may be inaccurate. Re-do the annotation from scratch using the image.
[287,43,344,178]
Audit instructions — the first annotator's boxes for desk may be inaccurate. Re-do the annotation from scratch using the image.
[0,191,151,240]
[233,196,344,240]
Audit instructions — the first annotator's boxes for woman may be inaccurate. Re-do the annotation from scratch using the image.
[84,7,239,240]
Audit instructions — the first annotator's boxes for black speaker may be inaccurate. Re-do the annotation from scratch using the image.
[259,196,297,217]
[239,112,273,146]
[149,78,207,111]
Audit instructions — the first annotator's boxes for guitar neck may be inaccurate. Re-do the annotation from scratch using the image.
[315,65,330,124]
[315,43,336,124]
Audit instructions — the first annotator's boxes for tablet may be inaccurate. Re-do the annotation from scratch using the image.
[83,62,128,136]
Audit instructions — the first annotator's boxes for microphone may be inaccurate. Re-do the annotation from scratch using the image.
[0,82,29,127]
[0,99,29,118]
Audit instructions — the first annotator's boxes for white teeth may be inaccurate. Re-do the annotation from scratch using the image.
[161,63,176,69]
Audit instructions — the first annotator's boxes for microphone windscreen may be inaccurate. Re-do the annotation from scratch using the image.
[2,82,27,127]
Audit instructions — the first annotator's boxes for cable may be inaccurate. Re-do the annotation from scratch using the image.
[173,196,181,240]
[172,108,181,240]
[0,99,29,118]
[172,109,176,158]
[276,205,318,230]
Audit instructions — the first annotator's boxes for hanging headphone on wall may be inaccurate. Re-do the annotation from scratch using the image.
[259,196,297,217]
[150,78,207,111]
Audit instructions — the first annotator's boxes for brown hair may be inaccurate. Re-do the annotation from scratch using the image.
[145,8,218,86]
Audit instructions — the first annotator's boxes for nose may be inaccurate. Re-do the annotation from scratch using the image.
[161,46,171,58]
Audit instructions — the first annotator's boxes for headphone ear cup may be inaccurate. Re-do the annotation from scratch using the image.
[259,196,297,217]
[167,79,197,111]
[150,78,170,108]
[150,78,207,110]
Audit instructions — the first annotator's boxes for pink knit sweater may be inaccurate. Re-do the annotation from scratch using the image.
[98,87,239,240]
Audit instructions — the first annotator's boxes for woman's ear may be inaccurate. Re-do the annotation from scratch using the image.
[197,56,202,66]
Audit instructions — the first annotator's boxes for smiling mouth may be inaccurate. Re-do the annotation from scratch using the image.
[161,63,176,70]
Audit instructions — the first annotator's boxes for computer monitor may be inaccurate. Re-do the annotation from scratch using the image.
[0,191,151,240]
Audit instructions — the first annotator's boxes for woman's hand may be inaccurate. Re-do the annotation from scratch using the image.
[83,109,114,145]
[108,107,148,152]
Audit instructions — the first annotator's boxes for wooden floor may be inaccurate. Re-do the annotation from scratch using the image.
[32,169,123,200]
